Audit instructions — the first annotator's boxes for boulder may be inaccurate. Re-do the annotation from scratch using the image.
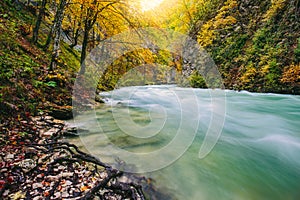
[50,107,73,120]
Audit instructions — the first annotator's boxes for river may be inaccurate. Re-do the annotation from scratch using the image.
[69,85,300,200]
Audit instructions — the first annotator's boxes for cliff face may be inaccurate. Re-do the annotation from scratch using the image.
[203,0,300,94]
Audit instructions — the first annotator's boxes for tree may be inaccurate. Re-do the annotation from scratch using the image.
[79,0,119,74]
[50,0,68,71]
[32,0,47,44]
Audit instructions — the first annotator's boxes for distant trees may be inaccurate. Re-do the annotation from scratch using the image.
[30,0,138,72]
[28,0,300,93]
[158,0,300,93]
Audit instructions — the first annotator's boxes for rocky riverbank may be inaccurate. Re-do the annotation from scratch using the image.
[0,115,150,200]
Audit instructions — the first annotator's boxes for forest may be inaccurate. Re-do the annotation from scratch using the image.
[0,0,299,199]
[1,0,299,116]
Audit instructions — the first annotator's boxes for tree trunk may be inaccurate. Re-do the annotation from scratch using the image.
[32,0,47,44]
[50,0,67,71]
[79,25,90,74]
[70,27,80,48]
[45,0,67,50]
[79,0,116,74]
[70,5,83,49]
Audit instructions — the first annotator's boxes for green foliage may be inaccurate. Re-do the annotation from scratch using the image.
[189,71,207,88]
[45,81,57,88]
[295,38,300,63]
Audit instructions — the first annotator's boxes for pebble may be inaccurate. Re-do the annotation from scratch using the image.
[1,168,8,173]
[33,196,43,200]
[65,180,73,186]
[53,119,64,124]
[62,172,74,178]
[62,191,69,198]
[6,154,14,159]
[45,120,54,124]
[42,128,60,137]
[53,192,61,199]
[118,176,129,183]
[36,174,43,179]
[36,121,44,126]
[47,175,59,182]
[99,172,108,179]
[32,182,43,189]
[53,124,62,128]
[3,189,9,197]
[45,116,54,121]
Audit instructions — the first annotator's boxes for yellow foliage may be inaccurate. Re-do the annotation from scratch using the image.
[263,0,287,21]
[240,65,257,83]
[197,0,238,47]
[261,65,270,74]
[281,64,300,84]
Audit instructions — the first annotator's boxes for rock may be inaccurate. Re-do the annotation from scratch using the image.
[95,96,105,103]
[41,128,60,137]
[50,107,73,120]
[62,126,79,137]
[62,124,89,137]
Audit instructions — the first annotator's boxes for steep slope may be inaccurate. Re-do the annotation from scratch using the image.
[199,0,300,94]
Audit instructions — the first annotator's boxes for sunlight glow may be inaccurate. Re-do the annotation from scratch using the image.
[140,0,164,12]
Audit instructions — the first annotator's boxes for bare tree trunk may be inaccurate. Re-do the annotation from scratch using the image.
[70,5,83,49]
[32,0,47,44]
[70,26,80,48]
[50,0,67,71]
[45,0,67,50]
[79,1,117,74]
[79,25,90,74]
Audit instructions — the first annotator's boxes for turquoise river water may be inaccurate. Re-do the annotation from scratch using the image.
[69,85,300,200]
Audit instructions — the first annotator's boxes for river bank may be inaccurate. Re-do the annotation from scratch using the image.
[0,113,168,200]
